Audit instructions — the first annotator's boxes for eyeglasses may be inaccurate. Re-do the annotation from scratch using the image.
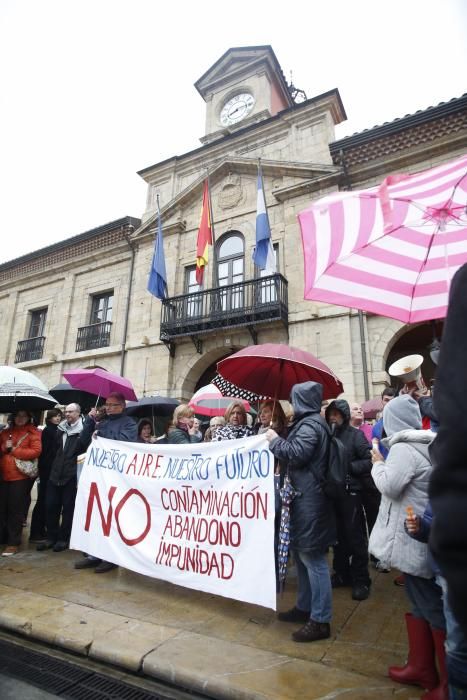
[105,403,123,408]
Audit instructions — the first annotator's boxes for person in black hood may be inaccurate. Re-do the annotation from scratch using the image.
[266,381,335,643]
[325,398,372,601]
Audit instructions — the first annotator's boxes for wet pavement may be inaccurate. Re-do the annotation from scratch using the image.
[0,527,424,699]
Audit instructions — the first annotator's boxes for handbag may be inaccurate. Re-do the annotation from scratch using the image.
[14,458,39,479]
[13,434,39,479]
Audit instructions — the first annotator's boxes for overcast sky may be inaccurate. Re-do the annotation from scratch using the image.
[1,0,466,264]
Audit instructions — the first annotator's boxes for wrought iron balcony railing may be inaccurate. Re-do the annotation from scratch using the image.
[76,321,112,352]
[15,336,45,363]
[160,274,288,342]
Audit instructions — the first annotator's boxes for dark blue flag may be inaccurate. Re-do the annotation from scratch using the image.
[147,203,167,300]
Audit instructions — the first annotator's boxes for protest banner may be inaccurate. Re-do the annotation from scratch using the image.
[70,434,276,609]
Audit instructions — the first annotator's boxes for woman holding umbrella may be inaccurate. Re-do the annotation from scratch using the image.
[0,410,42,556]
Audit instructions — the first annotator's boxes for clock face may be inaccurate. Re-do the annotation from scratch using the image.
[220,93,255,126]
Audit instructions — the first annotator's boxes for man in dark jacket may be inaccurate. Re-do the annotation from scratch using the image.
[37,404,94,552]
[266,381,335,643]
[74,391,137,574]
[325,399,372,601]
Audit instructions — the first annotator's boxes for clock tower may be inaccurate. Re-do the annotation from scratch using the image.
[195,46,295,145]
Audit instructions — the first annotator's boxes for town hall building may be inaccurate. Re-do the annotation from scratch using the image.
[1,46,465,403]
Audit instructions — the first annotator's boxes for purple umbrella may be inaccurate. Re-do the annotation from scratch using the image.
[63,368,137,402]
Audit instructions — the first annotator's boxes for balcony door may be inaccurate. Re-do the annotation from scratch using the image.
[76,291,113,351]
[29,308,47,339]
[217,233,244,311]
[184,266,202,318]
[256,243,279,304]
[91,293,113,324]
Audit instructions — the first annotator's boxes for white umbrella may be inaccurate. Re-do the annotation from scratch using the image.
[0,383,57,413]
[0,365,48,391]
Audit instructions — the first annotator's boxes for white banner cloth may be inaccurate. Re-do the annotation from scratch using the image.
[70,434,276,609]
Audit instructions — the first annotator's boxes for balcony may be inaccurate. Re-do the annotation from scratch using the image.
[160,274,288,352]
[15,336,45,363]
[76,321,112,352]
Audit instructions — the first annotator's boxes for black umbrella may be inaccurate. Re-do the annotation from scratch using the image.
[125,396,180,419]
[0,383,58,413]
[49,382,102,410]
[126,396,180,435]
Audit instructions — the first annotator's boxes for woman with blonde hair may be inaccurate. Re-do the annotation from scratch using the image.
[167,404,202,445]
[214,401,253,441]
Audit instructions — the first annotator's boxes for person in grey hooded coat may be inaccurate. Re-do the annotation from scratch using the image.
[369,395,445,694]
[266,381,335,644]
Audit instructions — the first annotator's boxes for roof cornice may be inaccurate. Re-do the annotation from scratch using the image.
[330,94,467,154]
[0,216,141,273]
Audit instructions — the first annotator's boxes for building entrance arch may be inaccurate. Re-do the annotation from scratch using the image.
[385,321,443,389]
[179,345,245,399]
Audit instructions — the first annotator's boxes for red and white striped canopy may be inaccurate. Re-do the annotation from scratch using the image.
[299,154,467,323]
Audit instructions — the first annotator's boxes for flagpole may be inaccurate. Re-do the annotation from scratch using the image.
[206,168,218,288]
[258,157,271,232]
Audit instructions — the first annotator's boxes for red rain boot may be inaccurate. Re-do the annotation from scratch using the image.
[389,613,439,690]
[422,628,449,700]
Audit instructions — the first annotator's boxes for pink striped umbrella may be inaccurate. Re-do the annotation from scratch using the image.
[299,154,467,323]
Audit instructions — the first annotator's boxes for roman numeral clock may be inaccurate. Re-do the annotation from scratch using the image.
[219,93,256,127]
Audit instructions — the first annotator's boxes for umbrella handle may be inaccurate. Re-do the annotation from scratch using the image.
[269,358,283,427]
[269,385,280,429]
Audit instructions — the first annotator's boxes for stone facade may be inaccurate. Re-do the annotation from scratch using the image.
[1,46,466,405]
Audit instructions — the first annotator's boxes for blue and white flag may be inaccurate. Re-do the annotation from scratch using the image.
[253,165,276,274]
[147,199,167,300]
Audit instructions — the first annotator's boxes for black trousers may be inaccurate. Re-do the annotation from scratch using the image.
[45,479,77,544]
[0,479,33,546]
[332,491,371,587]
[361,485,381,536]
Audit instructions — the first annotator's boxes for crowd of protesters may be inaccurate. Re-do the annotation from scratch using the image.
[1,269,467,700]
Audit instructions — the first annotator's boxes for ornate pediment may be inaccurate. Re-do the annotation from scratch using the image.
[195,45,293,108]
[132,156,342,241]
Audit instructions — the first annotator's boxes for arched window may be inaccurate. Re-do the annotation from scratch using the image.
[216,233,244,310]
[217,233,244,286]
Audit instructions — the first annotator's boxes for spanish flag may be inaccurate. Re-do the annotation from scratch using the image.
[196,180,213,285]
